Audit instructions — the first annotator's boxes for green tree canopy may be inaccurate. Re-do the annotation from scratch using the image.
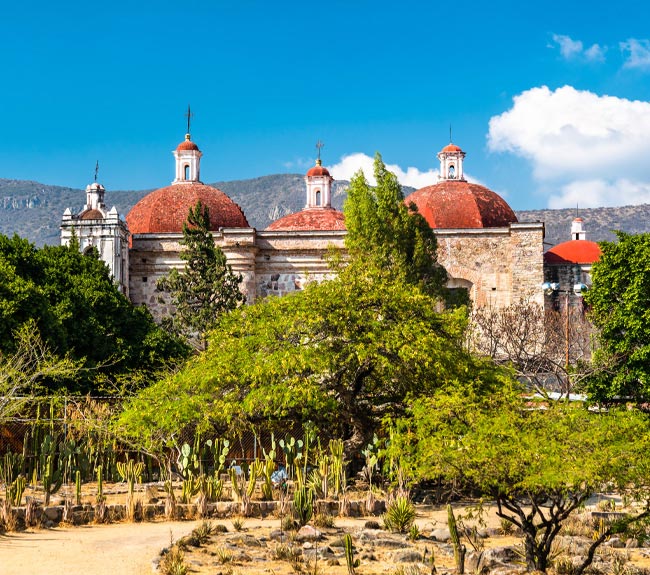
[117,263,499,457]
[391,385,650,573]
[344,153,448,298]
[584,231,650,402]
[0,233,188,393]
[157,200,245,350]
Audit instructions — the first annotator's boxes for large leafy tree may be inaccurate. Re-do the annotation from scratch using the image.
[392,385,650,573]
[157,200,245,350]
[344,152,448,298]
[584,231,650,402]
[0,233,188,393]
[117,264,498,457]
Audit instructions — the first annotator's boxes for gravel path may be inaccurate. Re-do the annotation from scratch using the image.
[0,520,200,575]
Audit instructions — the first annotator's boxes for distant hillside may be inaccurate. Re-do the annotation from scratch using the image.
[0,175,649,248]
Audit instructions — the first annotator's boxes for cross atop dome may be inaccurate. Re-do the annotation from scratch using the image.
[438,141,466,182]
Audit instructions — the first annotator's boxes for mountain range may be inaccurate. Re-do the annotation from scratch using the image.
[0,176,648,249]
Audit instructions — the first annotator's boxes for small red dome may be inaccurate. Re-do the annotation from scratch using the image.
[306,164,331,177]
[80,209,103,220]
[127,183,248,234]
[405,180,518,229]
[176,135,200,152]
[441,143,463,153]
[266,208,345,231]
[544,240,601,265]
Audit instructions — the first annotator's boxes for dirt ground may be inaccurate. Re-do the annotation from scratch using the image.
[2,497,650,575]
[0,519,201,575]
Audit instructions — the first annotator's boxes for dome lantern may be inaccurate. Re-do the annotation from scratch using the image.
[438,142,466,182]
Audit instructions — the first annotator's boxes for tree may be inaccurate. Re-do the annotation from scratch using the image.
[0,233,188,393]
[344,153,448,298]
[157,201,245,350]
[0,322,80,421]
[470,299,595,396]
[117,263,498,457]
[584,232,650,403]
[391,385,650,573]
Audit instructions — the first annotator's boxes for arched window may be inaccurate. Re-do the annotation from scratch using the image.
[315,190,321,206]
[184,164,190,180]
[448,164,456,179]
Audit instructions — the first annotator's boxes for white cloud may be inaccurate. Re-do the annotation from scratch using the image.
[549,179,650,209]
[489,86,650,208]
[329,153,438,189]
[488,86,650,181]
[552,34,605,62]
[620,38,650,69]
[553,34,583,59]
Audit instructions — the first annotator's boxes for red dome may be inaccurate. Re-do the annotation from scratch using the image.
[176,136,200,151]
[306,164,331,177]
[266,208,345,231]
[441,144,463,153]
[544,240,601,265]
[405,180,518,229]
[126,183,249,234]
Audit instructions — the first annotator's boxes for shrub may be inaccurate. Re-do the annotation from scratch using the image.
[383,496,415,533]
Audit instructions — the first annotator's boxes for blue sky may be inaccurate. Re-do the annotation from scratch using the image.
[3,0,650,210]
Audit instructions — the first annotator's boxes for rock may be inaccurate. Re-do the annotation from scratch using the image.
[482,546,520,564]
[605,536,626,548]
[626,538,639,548]
[269,529,286,541]
[43,507,61,522]
[357,530,378,542]
[364,520,381,530]
[295,525,322,541]
[326,558,340,566]
[373,537,409,549]
[430,527,451,541]
[394,550,423,563]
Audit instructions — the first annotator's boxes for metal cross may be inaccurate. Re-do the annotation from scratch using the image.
[316,140,324,161]
[94,160,99,183]
[185,105,193,134]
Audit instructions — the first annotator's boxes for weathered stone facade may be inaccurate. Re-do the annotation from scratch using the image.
[435,222,545,308]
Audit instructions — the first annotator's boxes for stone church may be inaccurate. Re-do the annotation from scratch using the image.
[62,129,549,320]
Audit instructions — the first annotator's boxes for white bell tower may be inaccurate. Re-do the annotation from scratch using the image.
[305,141,333,208]
[172,105,203,184]
[437,143,466,181]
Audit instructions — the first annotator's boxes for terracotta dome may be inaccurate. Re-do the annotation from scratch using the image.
[441,143,463,153]
[176,135,200,151]
[544,240,601,265]
[405,180,518,229]
[266,208,345,231]
[80,209,104,220]
[306,163,330,177]
[126,182,249,234]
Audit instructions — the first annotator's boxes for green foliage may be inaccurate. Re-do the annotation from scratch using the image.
[448,504,466,574]
[293,484,314,526]
[117,264,490,458]
[343,152,447,298]
[383,496,416,533]
[0,233,188,393]
[584,232,650,402]
[343,533,360,575]
[392,382,650,572]
[157,201,245,350]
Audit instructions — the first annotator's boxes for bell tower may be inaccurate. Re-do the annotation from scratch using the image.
[305,140,333,208]
[438,142,466,181]
[172,105,203,184]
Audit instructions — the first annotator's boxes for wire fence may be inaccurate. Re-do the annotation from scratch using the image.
[0,395,303,483]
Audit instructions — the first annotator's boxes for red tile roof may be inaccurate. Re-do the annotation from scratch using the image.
[405,180,518,229]
[544,240,601,265]
[266,207,345,231]
[306,164,331,177]
[441,144,463,153]
[176,137,200,151]
[126,183,249,234]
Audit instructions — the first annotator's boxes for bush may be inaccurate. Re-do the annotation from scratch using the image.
[383,496,415,533]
